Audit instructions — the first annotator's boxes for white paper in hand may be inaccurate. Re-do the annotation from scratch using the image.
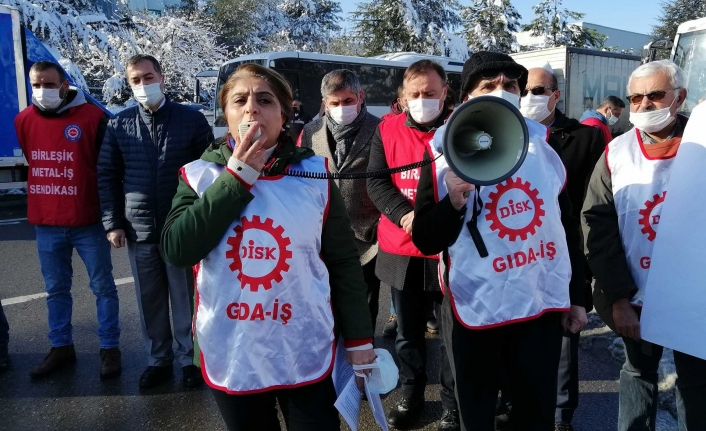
[362,374,390,431]
[332,336,354,396]
[334,376,361,431]
[641,102,706,360]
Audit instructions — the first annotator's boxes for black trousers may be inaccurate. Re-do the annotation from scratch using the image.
[441,295,563,431]
[391,266,456,409]
[211,375,340,431]
[362,257,381,332]
[556,330,579,423]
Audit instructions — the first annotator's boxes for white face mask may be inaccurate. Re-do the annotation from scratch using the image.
[407,97,443,124]
[607,111,619,126]
[352,348,399,394]
[33,88,64,110]
[132,82,164,107]
[469,89,520,109]
[328,104,359,126]
[629,94,679,133]
[520,93,554,122]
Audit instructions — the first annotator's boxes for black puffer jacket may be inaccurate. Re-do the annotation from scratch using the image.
[99,100,213,243]
[549,110,605,219]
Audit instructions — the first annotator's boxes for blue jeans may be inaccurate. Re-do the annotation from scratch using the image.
[619,336,706,431]
[35,223,120,349]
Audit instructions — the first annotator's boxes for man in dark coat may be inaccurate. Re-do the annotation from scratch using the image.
[289,99,312,140]
[521,67,605,431]
[99,54,212,390]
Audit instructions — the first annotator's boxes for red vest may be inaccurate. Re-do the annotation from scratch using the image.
[377,113,439,258]
[581,117,613,144]
[14,103,105,226]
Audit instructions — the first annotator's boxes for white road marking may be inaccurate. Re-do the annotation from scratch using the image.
[1,292,47,306]
[0,217,27,226]
[115,277,135,286]
[1,277,134,306]
[0,217,28,223]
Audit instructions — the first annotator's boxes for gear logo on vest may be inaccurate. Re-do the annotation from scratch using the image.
[64,125,82,142]
[639,191,666,242]
[225,215,293,292]
[485,177,545,241]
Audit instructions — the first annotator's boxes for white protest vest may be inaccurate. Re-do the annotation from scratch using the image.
[432,120,571,328]
[183,156,335,393]
[607,129,677,306]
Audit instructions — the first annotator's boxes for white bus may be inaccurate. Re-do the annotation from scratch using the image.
[208,51,465,137]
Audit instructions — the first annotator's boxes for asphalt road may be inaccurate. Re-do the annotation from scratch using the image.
[0,201,674,431]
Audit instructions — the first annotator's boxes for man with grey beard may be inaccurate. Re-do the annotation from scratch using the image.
[584,59,706,430]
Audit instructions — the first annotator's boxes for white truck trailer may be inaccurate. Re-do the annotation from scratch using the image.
[511,46,642,120]
[0,5,110,191]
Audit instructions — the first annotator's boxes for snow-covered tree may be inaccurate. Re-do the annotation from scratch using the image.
[652,0,706,44]
[1,0,227,105]
[211,0,342,54]
[523,0,606,49]
[1,0,130,89]
[461,0,522,53]
[324,30,367,56]
[602,46,636,55]
[210,0,261,52]
[273,0,342,51]
[351,0,419,55]
[352,0,469,59]
[107,8,227,104]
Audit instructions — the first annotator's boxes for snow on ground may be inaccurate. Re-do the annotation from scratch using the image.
[0,189,25,196]
[582,312,679,429]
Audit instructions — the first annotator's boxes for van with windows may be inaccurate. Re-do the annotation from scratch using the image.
[206,51,465,137]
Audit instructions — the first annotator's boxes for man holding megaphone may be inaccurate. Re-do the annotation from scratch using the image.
[412,52,587,431]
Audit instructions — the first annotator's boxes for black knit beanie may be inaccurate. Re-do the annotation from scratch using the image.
[460,51,528,97]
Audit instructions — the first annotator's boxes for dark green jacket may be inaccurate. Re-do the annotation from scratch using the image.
[161,138,374,344]
[582,118,686,329]
[582,151,637,329]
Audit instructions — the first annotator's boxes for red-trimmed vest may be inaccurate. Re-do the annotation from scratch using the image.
[377,113,439,258]
[14,104,104,226]
[607,127,682,306]
[182,156,335,394]
[432,120,571,328]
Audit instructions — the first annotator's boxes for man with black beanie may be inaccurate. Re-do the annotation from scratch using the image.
[411,51,587,431]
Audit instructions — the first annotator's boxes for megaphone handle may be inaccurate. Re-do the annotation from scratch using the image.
[466,189,489,258]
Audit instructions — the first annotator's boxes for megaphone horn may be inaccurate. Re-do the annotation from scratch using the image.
[442,96,529,187]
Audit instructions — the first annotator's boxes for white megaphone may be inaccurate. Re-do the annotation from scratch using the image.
[442,96,529,186]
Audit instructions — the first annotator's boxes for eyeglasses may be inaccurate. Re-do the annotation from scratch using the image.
[521,86,556,97]
[626,88,680,105]
[480,69,524,80]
